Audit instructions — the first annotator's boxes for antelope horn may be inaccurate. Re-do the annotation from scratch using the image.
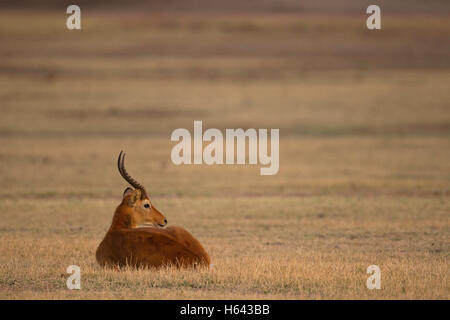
[117,151,148,198]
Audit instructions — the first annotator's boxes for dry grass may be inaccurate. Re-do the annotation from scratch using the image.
[0,7,449,299]
[0,194,449,299]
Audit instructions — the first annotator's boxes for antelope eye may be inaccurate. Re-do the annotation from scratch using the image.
[144,204,150,209]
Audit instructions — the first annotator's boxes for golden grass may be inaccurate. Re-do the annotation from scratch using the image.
[0,194,448,299]
[0,10,449,299]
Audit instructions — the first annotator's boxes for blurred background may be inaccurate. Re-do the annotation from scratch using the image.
[1,0,449,197]
[0,0,449,299]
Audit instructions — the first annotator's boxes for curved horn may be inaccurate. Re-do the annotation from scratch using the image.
[117,151,148,198]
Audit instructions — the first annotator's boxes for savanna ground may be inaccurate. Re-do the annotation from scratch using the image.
[0,1,449,299]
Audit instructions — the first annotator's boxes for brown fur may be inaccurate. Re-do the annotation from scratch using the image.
[96,189,210,269]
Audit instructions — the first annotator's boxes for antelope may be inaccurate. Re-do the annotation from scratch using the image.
[96,151,210,269]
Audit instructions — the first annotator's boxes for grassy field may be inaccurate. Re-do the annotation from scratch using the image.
[0,5,449,299]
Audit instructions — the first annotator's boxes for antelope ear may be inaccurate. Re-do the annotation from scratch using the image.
[123,187,134,199]
[127,189,142,206]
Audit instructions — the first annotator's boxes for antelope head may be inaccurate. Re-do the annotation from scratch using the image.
[112,151,167,230]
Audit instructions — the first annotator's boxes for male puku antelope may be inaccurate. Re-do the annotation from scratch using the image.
[96,151,210,268]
